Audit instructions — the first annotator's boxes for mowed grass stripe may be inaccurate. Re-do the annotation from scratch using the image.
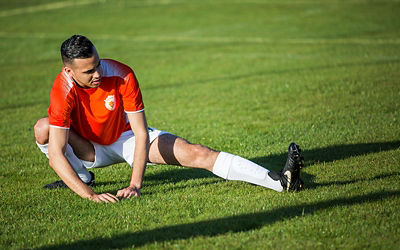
[0,0,101,17]
[0,32,399,45]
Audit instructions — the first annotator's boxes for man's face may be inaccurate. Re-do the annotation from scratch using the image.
[64,48,102,88]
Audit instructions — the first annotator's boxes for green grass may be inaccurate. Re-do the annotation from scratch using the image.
[0,0,399,249]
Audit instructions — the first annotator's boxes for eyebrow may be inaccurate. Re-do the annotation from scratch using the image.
[83,60,101,74]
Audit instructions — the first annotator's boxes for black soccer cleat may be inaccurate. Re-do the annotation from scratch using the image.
[268,142,304,191]
[282,142,304,191]
[43,171,95,189]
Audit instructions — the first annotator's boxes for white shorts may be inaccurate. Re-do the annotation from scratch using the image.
[37,127,168,172]
[90,128,168,168]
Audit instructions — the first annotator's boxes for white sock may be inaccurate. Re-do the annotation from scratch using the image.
[64,145,92,183]
[36,141,92,183]
[212,152,283,192]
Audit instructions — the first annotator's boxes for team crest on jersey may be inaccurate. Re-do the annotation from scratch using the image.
[104,95,116,111]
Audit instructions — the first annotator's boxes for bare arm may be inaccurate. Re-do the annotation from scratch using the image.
[117,111,149,199]
[48,127,119,203]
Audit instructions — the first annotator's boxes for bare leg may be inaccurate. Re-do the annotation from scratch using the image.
[34,117,93,183]
[34,117,50,145]
[68,128,95,162]
[148,133,284,191]
[148,134,219,171]
[34,117,95,162]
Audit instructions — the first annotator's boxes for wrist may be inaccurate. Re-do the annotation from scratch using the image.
[129,183,141,189]
[81,186,96,198]
[85,192,97,200]
[129,176,142,189]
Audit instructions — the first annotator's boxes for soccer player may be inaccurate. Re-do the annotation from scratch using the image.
[34,35,304,203]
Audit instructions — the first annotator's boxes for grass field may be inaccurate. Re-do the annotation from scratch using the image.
[1,0,400,249]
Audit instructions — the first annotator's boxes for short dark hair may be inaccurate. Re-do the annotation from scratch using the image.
[61,35,95,65]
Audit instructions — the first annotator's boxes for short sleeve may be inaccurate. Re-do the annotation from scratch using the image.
[48,79,74,128]
[119,69,145,113]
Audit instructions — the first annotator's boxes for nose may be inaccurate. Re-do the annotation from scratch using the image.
[93,66,102,79]
[93,69,101,79]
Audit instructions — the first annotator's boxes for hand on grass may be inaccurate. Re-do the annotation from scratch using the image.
[89,193,119,203]
[117,186,141,199]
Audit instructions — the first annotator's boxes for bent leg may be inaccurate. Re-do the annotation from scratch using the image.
[68,127,95,162]
[34,117,50,145]
[148,134,283,192]
[34,117,92,183]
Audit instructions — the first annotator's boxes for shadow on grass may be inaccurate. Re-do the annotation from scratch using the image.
[305,172,399,189]
[94,168,217,194]
[98,179,222,196]
[38,190,400,249]
[252,141,400,190]
[148,141,400,186]
[94,141,399,193]
[145,167,214,183]
[251,141,400,170]
[142,179,222,196]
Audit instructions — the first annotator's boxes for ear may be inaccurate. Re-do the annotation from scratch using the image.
[64,66,74,78]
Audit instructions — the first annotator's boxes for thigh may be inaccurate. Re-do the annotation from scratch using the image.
[120,128,168,166]
[148,134,185,166]
[148,134,218,171]
[68,127,95,162]
[91,142,125,168]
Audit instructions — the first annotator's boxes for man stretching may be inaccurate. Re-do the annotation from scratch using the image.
[34,35,304,203]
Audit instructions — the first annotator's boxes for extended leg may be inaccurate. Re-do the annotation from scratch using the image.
[148,134,284,191]
[148,133,218,171]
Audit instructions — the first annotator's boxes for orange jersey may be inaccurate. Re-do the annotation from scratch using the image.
[48,59,144,145]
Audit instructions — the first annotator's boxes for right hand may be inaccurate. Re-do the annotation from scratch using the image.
[88,193,119,203]
[116,186,141,199]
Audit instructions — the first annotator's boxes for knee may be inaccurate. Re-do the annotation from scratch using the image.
[34,118,49,145]
[189,144,217,171]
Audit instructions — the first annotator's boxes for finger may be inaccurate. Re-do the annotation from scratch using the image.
[92,198,101,203]
[89,195,102,203]
[90,194,116,203]
[123,192,132,199]
[126,192,134,199]
[105,193,119,202]
[97,196,110,203]
[100,194,118,203]
[116,189,125,197]
[103,196,116,203]
[105,192,118,200]
[121,189,137,199]
[116,192,125,198]
[117,189,131,198]
[118,190,129,199]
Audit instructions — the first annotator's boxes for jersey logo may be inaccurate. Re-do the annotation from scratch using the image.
[104,95,116,111]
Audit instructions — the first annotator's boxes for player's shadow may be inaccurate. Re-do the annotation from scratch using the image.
[250,140,400,189]
[38,190,400,249]
[252,141,400,168]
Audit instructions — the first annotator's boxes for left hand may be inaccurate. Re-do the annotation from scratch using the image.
[116,186,141,199]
